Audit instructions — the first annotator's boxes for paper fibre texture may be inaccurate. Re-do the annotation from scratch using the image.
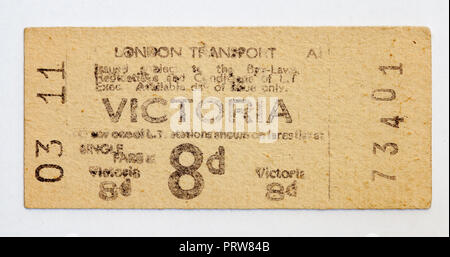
[24,27,431,209]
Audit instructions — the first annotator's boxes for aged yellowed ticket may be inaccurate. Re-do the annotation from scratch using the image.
[24,27,431,209]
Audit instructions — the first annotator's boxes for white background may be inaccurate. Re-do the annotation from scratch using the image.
[0,0,448,236]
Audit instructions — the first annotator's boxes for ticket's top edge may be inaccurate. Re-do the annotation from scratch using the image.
[23,26,432,33]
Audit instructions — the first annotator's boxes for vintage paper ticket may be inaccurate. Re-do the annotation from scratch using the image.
[24,27,431,209]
